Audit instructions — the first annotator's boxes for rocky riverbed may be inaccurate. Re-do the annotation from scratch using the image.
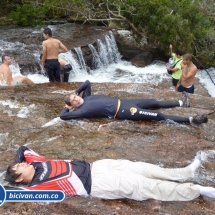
[0,77,215,214]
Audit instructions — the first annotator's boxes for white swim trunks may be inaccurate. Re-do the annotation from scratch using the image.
[11,78,23,86]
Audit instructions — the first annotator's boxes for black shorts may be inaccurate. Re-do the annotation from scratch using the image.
[178,84,194,94]
[44,59,61,82]
[172,78,179,87]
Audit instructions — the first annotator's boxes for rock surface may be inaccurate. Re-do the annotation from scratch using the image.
[0,78,215,214]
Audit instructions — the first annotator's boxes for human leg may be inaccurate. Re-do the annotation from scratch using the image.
[61,64,72,82]
[109,158,200,181]
[11,76,23,85]
[182,91,190,107]
[53,61,61,82]
[125,99,180,109]
[90,159,200,201]
[117,101,189,123]
[44,60,55,82]
[63,64,72,82]
[20,76,34,85]
[172,78,179,87]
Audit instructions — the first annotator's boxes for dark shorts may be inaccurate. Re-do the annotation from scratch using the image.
[44,59,61,82]
[178,84,194,94]
[172,78,179,87]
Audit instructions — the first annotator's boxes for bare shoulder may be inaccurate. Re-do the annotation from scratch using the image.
[0,64,9,73]
[192,63,198,72]
[54,38,62,45]
[42,40,48,45]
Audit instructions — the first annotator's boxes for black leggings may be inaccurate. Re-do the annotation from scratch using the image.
[116,99,190,123]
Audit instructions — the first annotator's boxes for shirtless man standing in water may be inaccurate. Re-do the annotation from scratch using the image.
[176,53,198,94]
[0,55,34,86]
[42,27,68,82]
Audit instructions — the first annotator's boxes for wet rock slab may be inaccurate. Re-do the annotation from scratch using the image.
[0,81,215,214]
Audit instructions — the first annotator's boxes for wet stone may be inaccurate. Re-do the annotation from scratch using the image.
[0,81,215,214]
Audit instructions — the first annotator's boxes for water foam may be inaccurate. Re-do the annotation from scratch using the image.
[42,117,62,127]
[0,133,9,147]
[0,100,35,118]
[196,69,215,97]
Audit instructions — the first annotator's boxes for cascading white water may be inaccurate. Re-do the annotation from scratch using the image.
[97,39,109,68]
[105,35,114,65]
[59,50,87,80]
[108,31,122,63]
[88,44,102,70]
[0,30,214,97]
[74,47,87,73]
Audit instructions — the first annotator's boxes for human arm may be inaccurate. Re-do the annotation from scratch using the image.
[60,107,83,120]
[180,64,197,80]
[175,61,184,90]
[15,146,30,163]
[169,44,173,56]
[42,41,47,70]
[75,80,92,98]
[15,146,48,163]
[59,41,68,54]
[2,68,13,86]
[166,59,182,73]
[166,66,179,73]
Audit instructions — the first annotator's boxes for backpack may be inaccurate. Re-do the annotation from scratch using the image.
[168,57,175,68]
[167,58,182,75]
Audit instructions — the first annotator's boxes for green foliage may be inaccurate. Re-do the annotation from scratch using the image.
[4,0,215,65]
[11,3,48,26]
[123,0,215,65]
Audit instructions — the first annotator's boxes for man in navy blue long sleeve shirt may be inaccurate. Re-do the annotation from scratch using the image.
[60,80,208,125]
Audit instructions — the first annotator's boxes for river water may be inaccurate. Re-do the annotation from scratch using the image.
[0,23,214,97]
[3,56,215,98]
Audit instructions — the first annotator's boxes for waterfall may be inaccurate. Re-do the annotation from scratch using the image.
[74,47,87,73]
[105,35,114,64]
[60,31,122,73]
[89,31,122,70]
[59,51,86,78]
[97,39,109,68]
[88,44,102,70]
[61,31,122,74]
[109,31,122,62]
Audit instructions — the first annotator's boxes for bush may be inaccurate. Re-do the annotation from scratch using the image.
[11,3,48,26]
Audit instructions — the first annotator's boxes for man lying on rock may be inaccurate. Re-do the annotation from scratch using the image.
[5,146,215,201]
[60,80,208,125]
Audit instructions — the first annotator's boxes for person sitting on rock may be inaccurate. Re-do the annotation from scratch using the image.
[0,55,34,86]
[40,54,72,82]
[4,145,215,201]
[59,80,208,125]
